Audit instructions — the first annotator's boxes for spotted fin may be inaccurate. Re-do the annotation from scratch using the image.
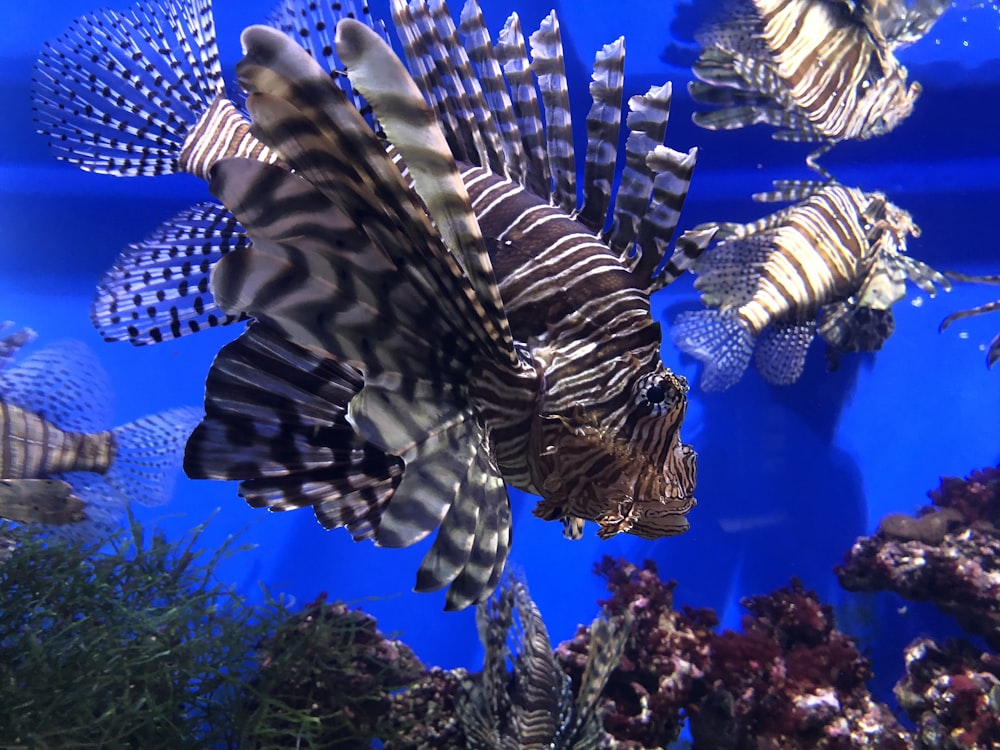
[32,0,277,179]
[672,308,755,392]
[753,321,816,385]
[92,201,250,345]
[0,340,113,433]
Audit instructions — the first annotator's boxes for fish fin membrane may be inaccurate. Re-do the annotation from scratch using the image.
[754,321,815,385]
[92,201,250,346]
[349,380,511,611]
[184,324,403,542]
[108,406,202,507]
[0,340,113,433]
[672,309,754,392]
[38,473,126,542]
[33,0,226,176]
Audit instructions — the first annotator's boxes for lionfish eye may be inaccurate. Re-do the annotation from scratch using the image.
[634,373,680,417]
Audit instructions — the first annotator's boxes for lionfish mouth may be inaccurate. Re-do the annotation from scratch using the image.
[529,416,697,540]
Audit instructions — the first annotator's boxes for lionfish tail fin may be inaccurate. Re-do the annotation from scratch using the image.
[92,201,250,345]
[672,309,754,391]
[33,0,274,179]
[108,406,202,506]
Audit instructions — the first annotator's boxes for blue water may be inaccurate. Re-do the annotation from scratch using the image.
[1,0,999,723]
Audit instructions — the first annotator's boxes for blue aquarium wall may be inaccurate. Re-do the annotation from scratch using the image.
[1,0,999,703]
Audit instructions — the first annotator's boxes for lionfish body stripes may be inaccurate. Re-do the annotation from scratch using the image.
[0,334,200,537]
[38,0,709,609]
[672,181,948,391]
[689,0,950,173]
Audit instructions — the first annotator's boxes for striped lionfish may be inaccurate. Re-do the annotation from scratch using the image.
[672,180,948,391]
[939,273,1000,368]
[0,333,199,538]
[689,0,950,175]
[34,0,711,609]
[456,571,629,748]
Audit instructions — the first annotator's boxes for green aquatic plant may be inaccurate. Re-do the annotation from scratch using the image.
[241,593,424,749]
[0,513,283,749]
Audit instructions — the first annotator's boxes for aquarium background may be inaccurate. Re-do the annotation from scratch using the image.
[1,0,999,721]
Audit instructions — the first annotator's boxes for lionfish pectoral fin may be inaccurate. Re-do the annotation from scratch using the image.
[672,309,755,392]
[754,321,816,385]
[0,479,84,525]
[350,381,511,610]
[336,17,517,365]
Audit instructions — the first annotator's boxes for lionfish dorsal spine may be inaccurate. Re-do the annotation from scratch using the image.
[576,37,625,234]
[496,12,552,199]
[457,0,529,186]
[336,17,518,365]
[528,11,577,215]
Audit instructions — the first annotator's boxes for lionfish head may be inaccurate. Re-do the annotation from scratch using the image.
[861,71,921,139]
[529,361,697,540]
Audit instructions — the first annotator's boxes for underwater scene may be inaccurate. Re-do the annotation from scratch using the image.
[1,0,999,746]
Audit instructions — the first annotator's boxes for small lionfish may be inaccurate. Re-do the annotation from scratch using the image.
[456,571,629,748]
[0,333,200,539]
[35,0,710,609]
[672,180,948,391]
[689,0,950,175]
[940,272,1000,368]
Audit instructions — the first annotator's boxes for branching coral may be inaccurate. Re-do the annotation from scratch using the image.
[558,558,911,750]
[837,465,1000,648]
[895,637,1000,749]
[243,592,424,748]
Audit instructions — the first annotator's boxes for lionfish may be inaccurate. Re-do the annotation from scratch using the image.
[456,571,629,748]
[672,180,949,391]
[939,273,1000,368]
[0,332,199,538]
[689,0,950,175]
[34,0,710,609]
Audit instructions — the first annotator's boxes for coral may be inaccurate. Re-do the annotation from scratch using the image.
[244,592,424,748]
[557,557,717,747]
[894,637,1000,749]
[837,465,1000,648]
[0,515,278,748]
[383,666,470,750]
[558,558,911,750]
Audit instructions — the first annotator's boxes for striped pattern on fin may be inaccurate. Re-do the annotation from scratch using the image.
[92,201,250,346]
[496,13,551,199]
[390,0,503,174]
[567,608,633,746]
[33,0,226,177]
[631,145,703,292]
[335,17,517,365]
[458,0,528,186]
[576,37,625,233]
[606,84,674,256]
[184,324,403,542]
[528,12,576,214]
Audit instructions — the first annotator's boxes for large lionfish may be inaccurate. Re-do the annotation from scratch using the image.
[34,0,711,609]
[456,571,629,748]
[0,330,199,538]
[672,180,948,391]
[689,0,950,175]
